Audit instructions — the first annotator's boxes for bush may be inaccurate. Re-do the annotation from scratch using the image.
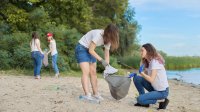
[0,50,12,69]
[118,55,141,69]
[57,55,70,72]
[12,43,32,69]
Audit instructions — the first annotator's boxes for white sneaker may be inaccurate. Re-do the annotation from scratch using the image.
[79,95,93,101]
[55,73,59,78]
[79,94,100,104]
[93,94,104,101]
[35,75,41,79]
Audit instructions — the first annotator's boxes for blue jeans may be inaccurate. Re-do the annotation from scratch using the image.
[31,51,42,76]
[133,75,169,105]
[52,54,59,74]
[75,43,96,63]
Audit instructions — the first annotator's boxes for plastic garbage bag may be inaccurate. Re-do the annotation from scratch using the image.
[103,65,137,100]
[105,75,131,100]
[43,52,48,67]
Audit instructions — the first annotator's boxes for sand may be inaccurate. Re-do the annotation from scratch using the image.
[0,74,200,112]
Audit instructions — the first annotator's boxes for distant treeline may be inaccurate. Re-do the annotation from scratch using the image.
[165,56,200,70]
[119,55,200,70]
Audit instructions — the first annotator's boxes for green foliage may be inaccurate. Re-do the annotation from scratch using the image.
[44,0,93,33]
[0,50,12,69]
[117,4,140,56]
[87,0,128,28]
[165,56,200,70]
[28,0,40,3]
[0,0,143,72]
[1,3,29,32]
[0,33,32,69]
[12,43,32,69]
[29,7,51,31]
[57,55,70,72]
[118,55,141,69]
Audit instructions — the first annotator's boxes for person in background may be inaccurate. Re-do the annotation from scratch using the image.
[46,32,59,78]
[133,43,169,110]
[75,24,119,101]
[30,32,44,79]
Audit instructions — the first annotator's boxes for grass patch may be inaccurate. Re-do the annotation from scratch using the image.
[0,68,138,79]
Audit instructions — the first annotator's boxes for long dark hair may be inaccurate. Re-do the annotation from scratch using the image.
[142,43,165,68]
[103,24,119,51]
[31,32,39,45]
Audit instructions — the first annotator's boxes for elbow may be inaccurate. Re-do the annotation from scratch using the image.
[89,49,94,54]
[149,78,155,83]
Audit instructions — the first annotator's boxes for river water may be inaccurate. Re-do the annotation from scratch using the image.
[167,68,200,85]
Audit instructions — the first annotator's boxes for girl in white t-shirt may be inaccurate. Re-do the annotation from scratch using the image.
[75,24,119,101]
[133,43,169,110]
[47,33,59,78]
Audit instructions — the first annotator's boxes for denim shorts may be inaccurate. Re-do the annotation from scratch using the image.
[75,43,96,63]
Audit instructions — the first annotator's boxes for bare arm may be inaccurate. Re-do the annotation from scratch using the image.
[47,43,52,54]
[104,48,109,64]
[89,42,102,61]
[140,69,157,83]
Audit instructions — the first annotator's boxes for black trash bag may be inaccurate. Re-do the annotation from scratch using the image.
[105,75,131,100]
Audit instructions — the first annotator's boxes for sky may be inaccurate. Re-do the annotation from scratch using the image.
[129,0,200,56]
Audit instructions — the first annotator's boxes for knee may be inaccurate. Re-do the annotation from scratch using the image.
[137,96,145,105]
[133,75,143,84]
[90,70,96,76]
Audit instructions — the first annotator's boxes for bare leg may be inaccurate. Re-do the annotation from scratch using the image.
[80,62,90,95]
[89,62,98,95]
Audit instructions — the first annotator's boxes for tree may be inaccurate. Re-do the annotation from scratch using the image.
[43,0,93,33]
[86,0,128,28]
[117,5,140,56]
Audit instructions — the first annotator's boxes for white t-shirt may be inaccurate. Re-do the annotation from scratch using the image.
[49,39,58,56]
[31,39,39,52]
[147,59,169,91]
[79,29,111,50]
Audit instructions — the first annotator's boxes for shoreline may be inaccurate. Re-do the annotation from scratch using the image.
[169,79,200,89]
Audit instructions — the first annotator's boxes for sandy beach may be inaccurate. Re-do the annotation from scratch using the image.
[0,74,200,112]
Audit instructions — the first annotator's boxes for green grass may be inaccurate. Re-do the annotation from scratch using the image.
[118,55,200,70]
[0,67,136,79]
[0,69,105,78]
[165,56,200,70]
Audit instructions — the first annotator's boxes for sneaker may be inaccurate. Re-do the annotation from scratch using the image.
[157,98,169,110]
[35,75,41,79]
[134,103,150,107]
[55,73,59,78]
[93,94,104,101]
[79,94,100,104]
